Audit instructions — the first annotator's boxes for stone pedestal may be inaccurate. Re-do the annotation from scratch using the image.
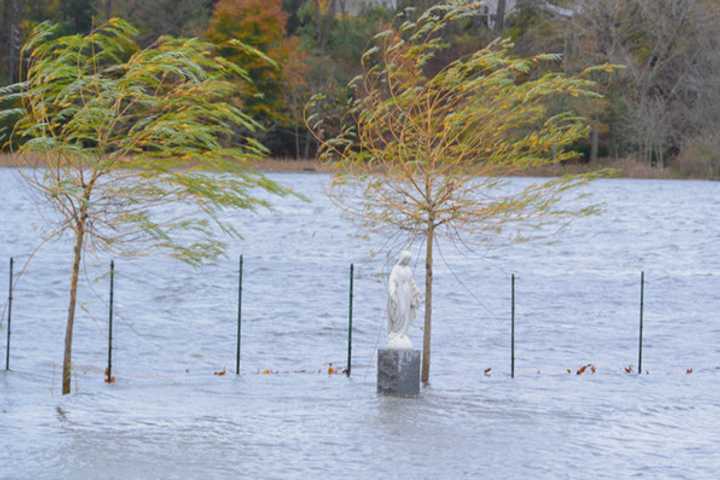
[377,349,421,396]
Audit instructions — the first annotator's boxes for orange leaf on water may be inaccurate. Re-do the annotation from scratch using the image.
[104,367,116,384]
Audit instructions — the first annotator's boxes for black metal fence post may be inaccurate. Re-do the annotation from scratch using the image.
[107,260,114,381]
[5,257,13,371]
[638,271,644,375]
[511,273,515,379]
[236,255,243,375]
[346,263,354,377]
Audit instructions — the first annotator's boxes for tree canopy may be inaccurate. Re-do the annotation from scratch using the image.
[309,3,615,383]
[0,18,292,394]
[207,0,290,122]
[3,0,720,170]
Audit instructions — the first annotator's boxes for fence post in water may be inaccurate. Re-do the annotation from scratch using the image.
[346,264,354,377]
[5,257,13,371]
[511,273,515,379]
[107,260,115,382]
[638,271,644,375]
[236,255,243,375]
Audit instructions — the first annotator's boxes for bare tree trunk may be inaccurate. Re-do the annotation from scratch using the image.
[590,127,599,163]
[316,0,336,53]
[495,0,507,32]
[1,1,7,80]
[304,130,312,159]
[421,219,434,385]
[5,0,20,83]
[105,0,113,20]
[294,124,301,160]
[62,222,86,395]
[659,145,666,169]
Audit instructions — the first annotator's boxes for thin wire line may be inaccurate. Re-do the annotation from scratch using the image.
[435,236,506,321]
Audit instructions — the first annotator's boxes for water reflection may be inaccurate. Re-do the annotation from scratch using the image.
[1,172,720,478]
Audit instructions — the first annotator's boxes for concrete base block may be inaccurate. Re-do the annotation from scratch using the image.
[377,348,421,396]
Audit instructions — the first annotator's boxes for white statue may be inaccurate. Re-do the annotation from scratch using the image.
[387,250,421,350]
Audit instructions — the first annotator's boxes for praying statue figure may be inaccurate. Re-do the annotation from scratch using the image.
[387,250,421,350]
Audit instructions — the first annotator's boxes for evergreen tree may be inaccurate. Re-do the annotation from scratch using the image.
[60,0,96,34]
[207,0,290,122]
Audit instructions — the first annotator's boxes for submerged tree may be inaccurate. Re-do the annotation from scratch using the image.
[0,19,291,395]
[308,3,615,384]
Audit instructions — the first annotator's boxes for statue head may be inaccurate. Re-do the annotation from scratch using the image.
[398,250,412,266]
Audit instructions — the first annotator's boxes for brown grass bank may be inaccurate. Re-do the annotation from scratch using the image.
[240,157,718,179]
[0,154,328,173]
[0,154,713,180]
[523,157,682,180]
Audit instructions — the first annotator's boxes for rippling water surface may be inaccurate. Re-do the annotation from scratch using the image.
[1,169,719,479]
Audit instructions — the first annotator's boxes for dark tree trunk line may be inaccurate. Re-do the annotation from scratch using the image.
[62,183,94,395]
[62,218,86,395]
[495,0,507,32]
[421,218,434,385]
[4,0,20,83]
[590,127,599,163]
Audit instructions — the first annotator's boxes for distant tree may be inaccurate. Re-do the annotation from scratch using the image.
[102,0,112,20]
[97,0,211,45]
[282,0,305,35]
[208,0,290,122]
[570,0,720,167]
[294,2,391,157]
[505,2,567,56]
[396,0,439,13]
[282,35,310,159]
[2,0,21,82]
[309,4,614,384]
[496,0,507,31]
[302,0,336,52]
[0,19,291,395]
[59,0,95,33]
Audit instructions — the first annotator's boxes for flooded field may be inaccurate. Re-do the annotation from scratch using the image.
[1,170,719,479]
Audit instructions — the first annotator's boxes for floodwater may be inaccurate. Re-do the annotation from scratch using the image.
[1,170,719,479]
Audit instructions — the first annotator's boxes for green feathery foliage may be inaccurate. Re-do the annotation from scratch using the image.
[0,18,294,395]
[307,3,618,384]
[309,3,618,240]
[2,18,292,264]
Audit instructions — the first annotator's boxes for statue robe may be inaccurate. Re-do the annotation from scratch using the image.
[387,258,420,348]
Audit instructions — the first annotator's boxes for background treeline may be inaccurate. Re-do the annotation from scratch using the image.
[2,0,720,175]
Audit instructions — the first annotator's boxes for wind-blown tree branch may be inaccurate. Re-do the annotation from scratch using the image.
[0,19,292,395]
[307,3,615,385]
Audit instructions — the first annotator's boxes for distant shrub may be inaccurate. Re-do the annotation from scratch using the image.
[674,134,720,179]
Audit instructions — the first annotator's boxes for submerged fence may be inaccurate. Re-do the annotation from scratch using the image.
[0,253,678,385]
[5,257,12,371]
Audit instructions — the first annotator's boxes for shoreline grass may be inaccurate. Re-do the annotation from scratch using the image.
[0,154,713,180]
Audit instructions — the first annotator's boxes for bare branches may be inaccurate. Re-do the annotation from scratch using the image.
[571,0,720,166]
